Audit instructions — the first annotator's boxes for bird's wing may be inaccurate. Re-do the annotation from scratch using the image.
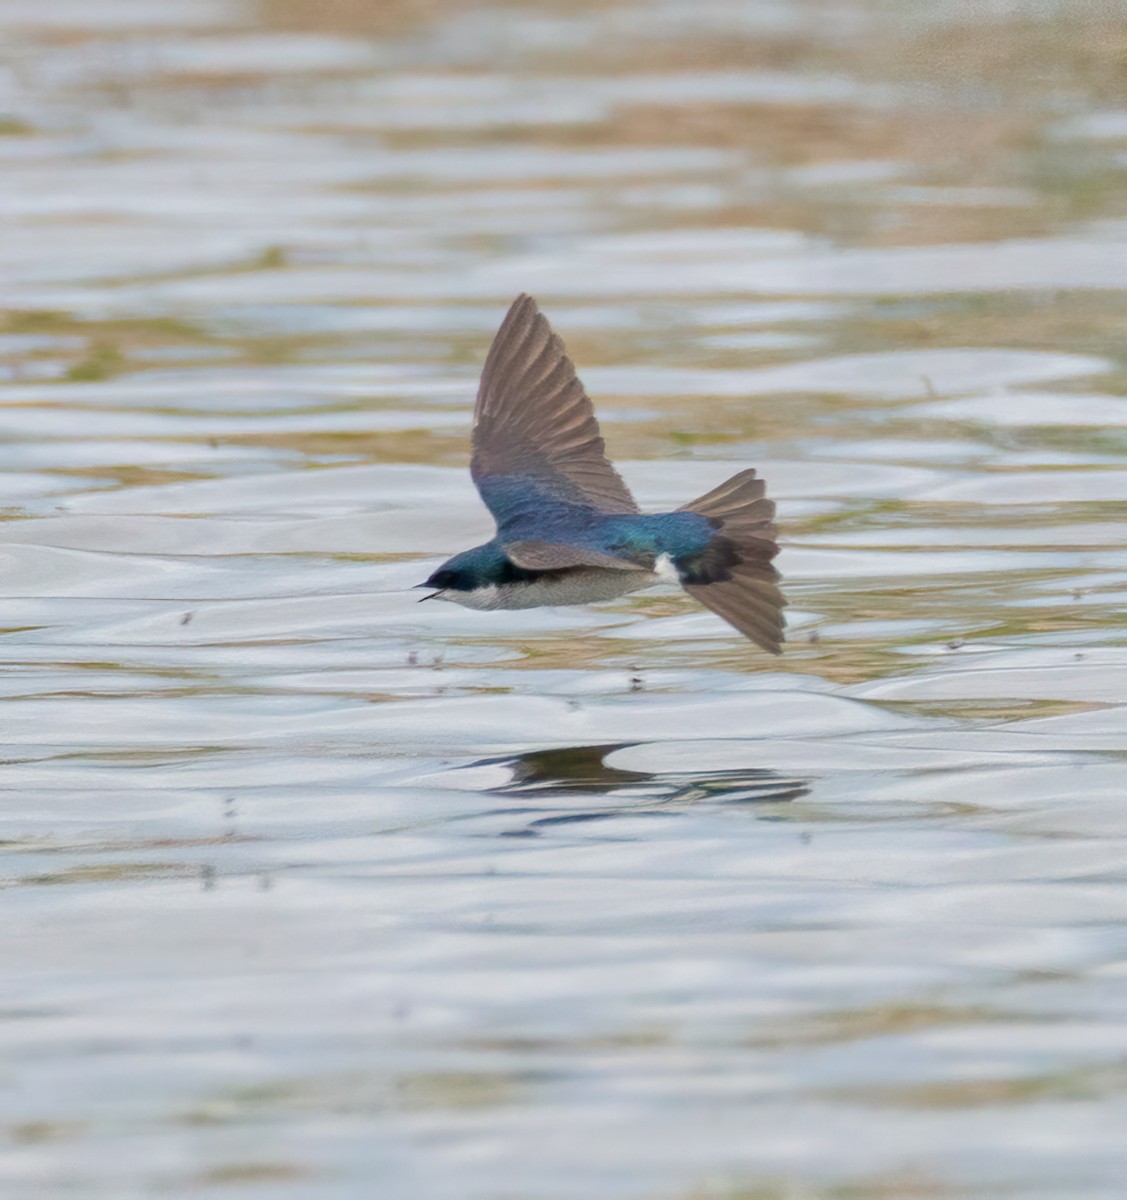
[471,294,640,523]
[505,539,652,572]
[682,563,787,656]
[678,468,786,655]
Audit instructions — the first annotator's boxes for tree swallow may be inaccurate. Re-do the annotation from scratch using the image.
[418,294,786,653]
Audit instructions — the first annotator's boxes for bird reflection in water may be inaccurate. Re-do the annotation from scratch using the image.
[468,744,810,837]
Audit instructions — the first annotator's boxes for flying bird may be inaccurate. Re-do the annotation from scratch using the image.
[418,294,786,653]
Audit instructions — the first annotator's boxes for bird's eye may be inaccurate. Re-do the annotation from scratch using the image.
[427,569,457,589]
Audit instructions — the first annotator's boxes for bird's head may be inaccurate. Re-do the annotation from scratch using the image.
[416,542,516,601]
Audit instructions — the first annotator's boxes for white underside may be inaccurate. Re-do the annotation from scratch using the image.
[434,563,670,611]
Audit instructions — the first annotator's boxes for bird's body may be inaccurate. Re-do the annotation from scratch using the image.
[419,295,787,652]
[434,556,658,611]
[428,512,708,610]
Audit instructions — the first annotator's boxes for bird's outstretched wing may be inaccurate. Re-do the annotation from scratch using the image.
[471,294,639,526]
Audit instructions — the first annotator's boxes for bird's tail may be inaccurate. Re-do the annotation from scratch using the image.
[676,469,786,654]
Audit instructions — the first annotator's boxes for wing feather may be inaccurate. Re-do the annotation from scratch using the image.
[682,563,787,655]
[506,539,652,572]
[471,294,639,519]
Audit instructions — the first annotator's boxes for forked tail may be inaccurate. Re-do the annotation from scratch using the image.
[677,469,786,654]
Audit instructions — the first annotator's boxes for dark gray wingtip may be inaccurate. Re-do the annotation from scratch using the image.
[679,469,786,654]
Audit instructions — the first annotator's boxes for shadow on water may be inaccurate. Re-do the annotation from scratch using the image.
[472,743,810,835]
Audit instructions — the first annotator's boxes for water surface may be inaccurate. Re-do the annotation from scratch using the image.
[2,1,1126,1197]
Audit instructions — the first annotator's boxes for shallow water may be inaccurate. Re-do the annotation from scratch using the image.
[2,1,1127,1198]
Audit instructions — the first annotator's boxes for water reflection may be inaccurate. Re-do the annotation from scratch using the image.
[475,743,811,835]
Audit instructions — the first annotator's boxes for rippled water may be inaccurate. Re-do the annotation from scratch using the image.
[3,2,1127,1197]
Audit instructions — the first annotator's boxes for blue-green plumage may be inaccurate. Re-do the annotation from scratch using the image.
[484,481,717,566]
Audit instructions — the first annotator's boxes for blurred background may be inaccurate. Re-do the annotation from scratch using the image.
[2,1,1127,1198]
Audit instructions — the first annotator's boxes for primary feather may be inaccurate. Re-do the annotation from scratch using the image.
[472,293,640,520]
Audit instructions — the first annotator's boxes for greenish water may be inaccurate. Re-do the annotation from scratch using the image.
[1,1,1126,1198]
